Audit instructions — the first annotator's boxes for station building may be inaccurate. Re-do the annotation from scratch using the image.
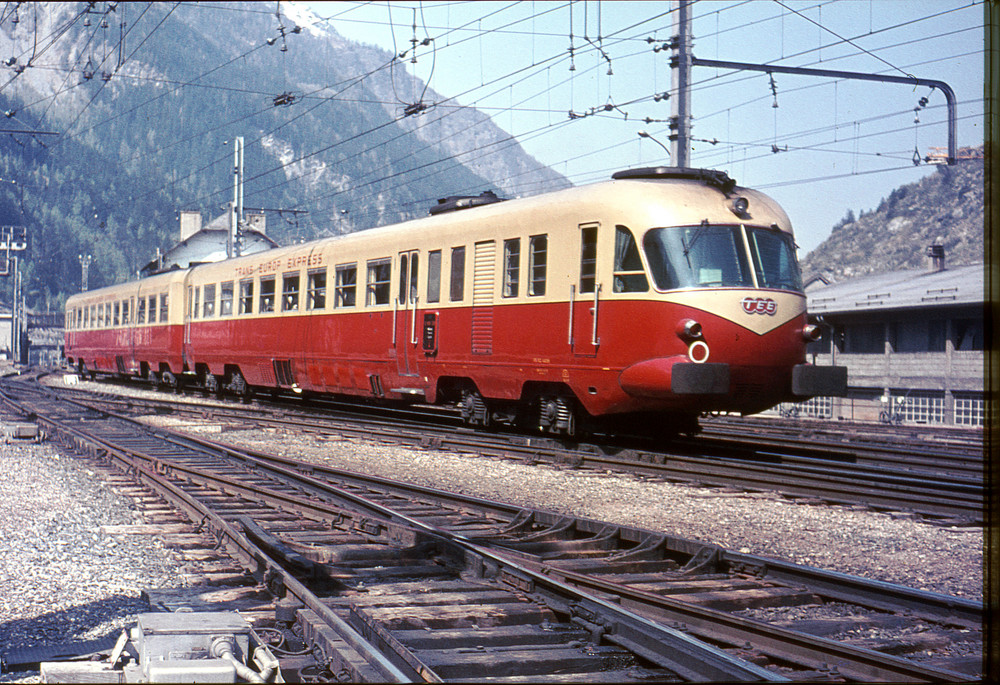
[790,247,984,427]
[139,210,278,276]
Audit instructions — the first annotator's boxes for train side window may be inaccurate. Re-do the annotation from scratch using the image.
[239,279,254,314]
[335,263,357,308]
[367,258,391,306]
[83,306,89,329]
[123,299,130,324]
[137,296,146,324]
[148,296,156,323]
[220,281,234,316]
[580,224,598,293]
[282,272,300,312]
[203,283,216,317]
[160,294,169,322]
[409,253,419,302]
[192,286,201,319]
[113,301,120,326]
[450,246,466,301]
[398,254,409,304]
[503,238,520,298]
[426,250,441,303]
[613,226,649,293]
[528,235,547,296]
[259,276,275,313]
[307,268,326,310]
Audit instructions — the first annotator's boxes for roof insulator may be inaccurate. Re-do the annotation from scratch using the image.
[428,190,504,216]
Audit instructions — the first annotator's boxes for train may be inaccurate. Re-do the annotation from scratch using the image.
[63,166,847,437]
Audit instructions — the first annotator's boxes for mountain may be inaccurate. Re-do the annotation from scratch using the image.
[0,2,569,310]
[800,148,984,282]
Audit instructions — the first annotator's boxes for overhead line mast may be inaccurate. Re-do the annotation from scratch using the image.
[669,2,957,166]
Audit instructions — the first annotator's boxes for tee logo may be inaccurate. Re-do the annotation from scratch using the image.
[741,296,777,316]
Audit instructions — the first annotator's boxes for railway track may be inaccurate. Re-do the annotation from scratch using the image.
[0,376,983,682]
[45,377,984,524]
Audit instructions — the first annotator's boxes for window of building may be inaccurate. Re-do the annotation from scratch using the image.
[307,269,326,310]
[580,225,598,293]
[427,250,442,303]
[259,276,275,313]
[954,392,984,427]
[953,318,983,351]
[845,322,884,354]
[892,319,945,352]
[239,279,254,315]
[613,226,649,293]
[892,390,945,424]
[282,273,300,311]
[203,283,216,317]
[220,281,234,316]
[450,246,466,301]
[367,258,391,306]
[527,235,547,296]
[502,238,520,298]
[335,263,357,308]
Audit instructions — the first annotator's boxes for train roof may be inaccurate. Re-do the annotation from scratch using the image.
[316,166,793,248]
[66,167,793,300]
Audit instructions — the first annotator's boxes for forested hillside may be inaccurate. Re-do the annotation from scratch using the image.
[800,149,983,282]
[0,2,568,310]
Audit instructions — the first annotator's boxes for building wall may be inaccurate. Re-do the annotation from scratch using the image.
[784,303,984,427]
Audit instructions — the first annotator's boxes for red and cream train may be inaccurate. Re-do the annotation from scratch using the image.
[64,167,846,436]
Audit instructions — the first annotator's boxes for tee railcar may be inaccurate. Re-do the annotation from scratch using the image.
[64,167,846,436]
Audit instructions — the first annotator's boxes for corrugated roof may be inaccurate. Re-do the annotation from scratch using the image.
[806,263,983,314]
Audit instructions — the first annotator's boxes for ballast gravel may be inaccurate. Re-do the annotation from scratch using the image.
[1,376,983,682]
[0,441,184,683]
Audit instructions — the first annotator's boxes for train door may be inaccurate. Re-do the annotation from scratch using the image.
[394,250,420,376]
[571,223,601,357]
[471,240,496,355]
[182,276,194,372]
[128,292,137,374]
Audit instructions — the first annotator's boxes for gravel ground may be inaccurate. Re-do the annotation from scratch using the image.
[194,423,982,600]
[0,375,983,681]
[0,440,186,683]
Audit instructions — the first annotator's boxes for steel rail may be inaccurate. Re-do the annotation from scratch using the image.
[38,385,986,522]
[0,390,412,683]
[172,429,982,628]
[145,426,980,682]
[3,388,781,682]
[2,383,981,681]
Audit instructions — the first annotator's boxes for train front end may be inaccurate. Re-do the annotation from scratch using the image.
[606,168,846,419]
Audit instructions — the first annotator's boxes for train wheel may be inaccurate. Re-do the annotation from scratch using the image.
[230,371,254,404]
[203,372,220,398]
[460,390,489,427]
[538,396,578,438]
[160,370,178,393]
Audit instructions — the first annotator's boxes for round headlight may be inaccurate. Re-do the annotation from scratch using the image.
[730,196,750,216]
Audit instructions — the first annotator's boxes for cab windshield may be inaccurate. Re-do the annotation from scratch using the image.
[642,224,802,292]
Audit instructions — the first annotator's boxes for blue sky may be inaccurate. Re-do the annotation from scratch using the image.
[300,1,984,256]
